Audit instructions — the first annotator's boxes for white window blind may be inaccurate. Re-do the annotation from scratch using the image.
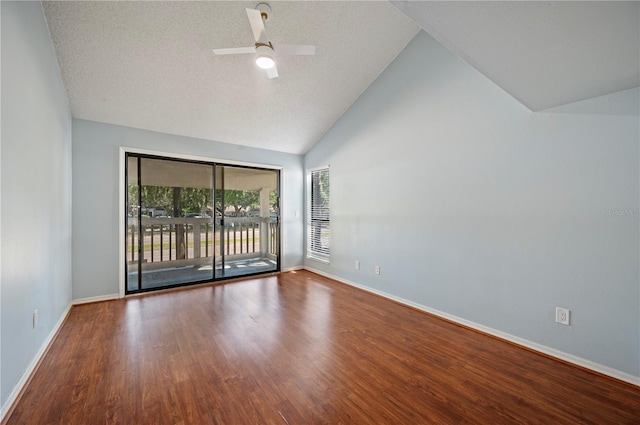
[307,167,330,262]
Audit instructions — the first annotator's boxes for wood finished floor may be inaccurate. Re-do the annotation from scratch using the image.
[5,270,640,424]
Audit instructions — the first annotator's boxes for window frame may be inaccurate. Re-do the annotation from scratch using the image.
[306,166,330,263]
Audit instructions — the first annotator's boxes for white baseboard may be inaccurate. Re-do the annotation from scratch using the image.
[72,293,120,305]
[283,265,304,272]
[1,303,73,422]
[304,267,640,387]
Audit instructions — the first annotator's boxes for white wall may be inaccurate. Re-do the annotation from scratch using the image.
[1,0,72,410]
[305,31,640,380]
[72,119,304,300]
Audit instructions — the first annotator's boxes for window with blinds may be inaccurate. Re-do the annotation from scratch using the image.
[307,167,330,262]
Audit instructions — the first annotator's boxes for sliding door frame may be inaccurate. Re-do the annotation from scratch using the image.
[118,147,282,298]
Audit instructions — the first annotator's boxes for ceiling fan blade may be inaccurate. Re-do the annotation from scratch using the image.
[246,8,266,42]
[273,44,315,56]
[212,46,256,55]
[266,64,278,79]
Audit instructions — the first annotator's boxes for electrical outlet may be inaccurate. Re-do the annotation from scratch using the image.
[375,265,381,275]
[556,307,570,325]
[33,309,39,329]
[355,260,360,270]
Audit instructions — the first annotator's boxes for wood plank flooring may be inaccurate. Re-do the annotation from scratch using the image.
[5,270,640,424]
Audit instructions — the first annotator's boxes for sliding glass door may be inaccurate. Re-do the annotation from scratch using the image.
[125,154,280,294]
[215,165,280,279]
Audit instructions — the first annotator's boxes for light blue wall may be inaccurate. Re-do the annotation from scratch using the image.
[1,1,73,408]
[72,119,304,300]
[304,31,640,378]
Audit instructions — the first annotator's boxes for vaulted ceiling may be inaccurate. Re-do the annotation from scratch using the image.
[393,0,640,111]
[42,1,419,154]
[42,1,639,155]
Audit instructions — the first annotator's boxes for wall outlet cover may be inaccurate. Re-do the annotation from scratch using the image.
[556,307,570,325]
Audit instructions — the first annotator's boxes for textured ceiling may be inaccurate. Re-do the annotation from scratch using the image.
[42,1,419,154]
[392,1,640,111]
[42,1,638,153]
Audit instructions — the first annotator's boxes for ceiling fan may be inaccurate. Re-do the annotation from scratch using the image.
[212,3,315,79]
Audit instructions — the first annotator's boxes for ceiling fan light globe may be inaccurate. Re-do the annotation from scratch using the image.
[256,55,275,69]
[255,43,275,69]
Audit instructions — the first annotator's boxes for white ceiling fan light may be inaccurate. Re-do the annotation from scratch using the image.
[212,2,315,79]
[255,43,275,69]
